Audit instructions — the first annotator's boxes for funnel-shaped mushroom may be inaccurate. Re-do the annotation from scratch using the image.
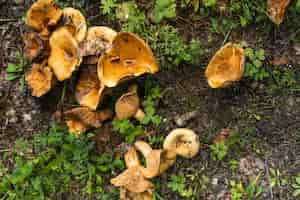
[267,0,290,25]
[48,27,81,81]
[75,67,105,110]
[134,141,161,178]
[158,149,177,174]
[25,61,53,97]
[98,32,159,87]
[62,7,87,42]
[23,32,45,62]
[64,107,112,135]
[163,128,200,158]
[80,26,117,57]
[26,0,62,37]
[120,187,153,200]
[115,85,145,121]
[205,43,245,88]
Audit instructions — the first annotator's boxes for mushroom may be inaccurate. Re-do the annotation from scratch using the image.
[62,7,87,42]
[163,128,200,158]
[64,107,113,135]
[205,43,245,88]
[25,60,53,97]
[97,32,159,87]
[134,141,161,178]
[120,187,153,200]
[158,149,177,174]
[115,85,145,121]
[80,26,117,57]
[267,0,290,25]
[48,27,82,81]
[110,147,154,193]
[23,32,45,62]
[26,0,62,37]
[75,66,105,110]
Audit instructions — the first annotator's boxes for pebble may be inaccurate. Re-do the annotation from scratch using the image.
[23,113,32,122]
[174,111,198,127]
[211,177,218,185]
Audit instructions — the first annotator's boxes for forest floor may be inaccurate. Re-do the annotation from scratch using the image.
[0,0,300,200]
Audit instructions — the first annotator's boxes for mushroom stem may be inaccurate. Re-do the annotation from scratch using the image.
[134,109,145,121]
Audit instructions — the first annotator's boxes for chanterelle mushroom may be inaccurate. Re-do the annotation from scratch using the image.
[267,0,290,25]
[158,149,177,174]
[98,32,159,87]
[48,27,82,81]
[64,107,112,135]
[75,67,105,110]
[25,60,53,97]
[26,0,62,37]
[205,43,245,88]
[115,85,145,121]
[80,26,117,57]
[62,7,87,42]
[120,187,153,200]
[23,32,45,62]
[163,128,200,158]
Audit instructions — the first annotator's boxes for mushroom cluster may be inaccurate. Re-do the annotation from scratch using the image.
[111,128,200,199]
[24,0,159,135]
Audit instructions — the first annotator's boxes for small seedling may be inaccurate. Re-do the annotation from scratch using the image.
[152,0,176,23]
[230,180,244,200]
[269,168,288,188]
[292,174,300,197]
[228,159,239,171]
[112,119,144,144]
[244,48,269,81]
[210,141,228,161]
[167,175,194,198]
[6,52,28,89]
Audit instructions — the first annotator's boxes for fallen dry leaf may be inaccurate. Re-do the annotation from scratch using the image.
[212,128,230,143]
[267,0,291,25]
[270,55,289,66]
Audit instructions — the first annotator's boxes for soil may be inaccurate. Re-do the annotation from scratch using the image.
[0,1,299,200]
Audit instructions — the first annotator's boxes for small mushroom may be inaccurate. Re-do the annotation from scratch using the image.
[62,7,87,42]
[163,128,200,158]
[80,26,117,57]
[205,43,245,88]
[48,27,82,81]
[25,60,53,97]
[75,66,105,110]
[97,32,159,87]
[64,107,112,135]
[158,149,177,174]
[134,141,161,178]
[267,0,290,25]
[23,32,45,62]
[26,0,62,37]
[115,85,145,121]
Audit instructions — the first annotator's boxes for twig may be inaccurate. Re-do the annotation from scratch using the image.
[0,19,17,22]
[265,159,274,199]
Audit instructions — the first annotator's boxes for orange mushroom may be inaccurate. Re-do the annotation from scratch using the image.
[98,32,159,87]
[80,26,117,57]
[115,85,145,121]
[62,7,87,42]
[23,32,45,62]
[267,0,291,25]
[205,43,245,88]
[26,0,62,37]
[64,107,112,135]
[48,27,82,81]
[25,60,53,97]
[120,187,153,200]
[75,67,105,110]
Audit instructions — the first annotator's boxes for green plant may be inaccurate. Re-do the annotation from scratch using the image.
[203,0,216,7]
[167,175,194,198]
[245,175,263,199]
[292,174,300,197]
[181,0,200,12]
[210,141,228,161]
[100,0,117,15]
[244,48,269,81]
[112,119,144,143]
[228,159,239,171]
[152,0,176,23]
[0,124,123,200]
[269,168,288,188]
[6,52,28,88]
[230,180,244,200]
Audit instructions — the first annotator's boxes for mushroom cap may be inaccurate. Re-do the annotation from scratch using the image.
[134,141,161,178]
[115,85,140,120]
[62,7,87,42]
[125,147,140,168]
[163,128,200,158]
[26,0,62,37]
[80,26,117,57]
[23,32,44,62]
[110,166,154,193]
[48,27,81,81]
[267,0,290,25]
[97,32,159,87]
[120,187,153,200]
[205,43,245,88]
[25,61,53,97]
[158,149,177,174]
[64,107,113,135]
[75,67,105,110]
